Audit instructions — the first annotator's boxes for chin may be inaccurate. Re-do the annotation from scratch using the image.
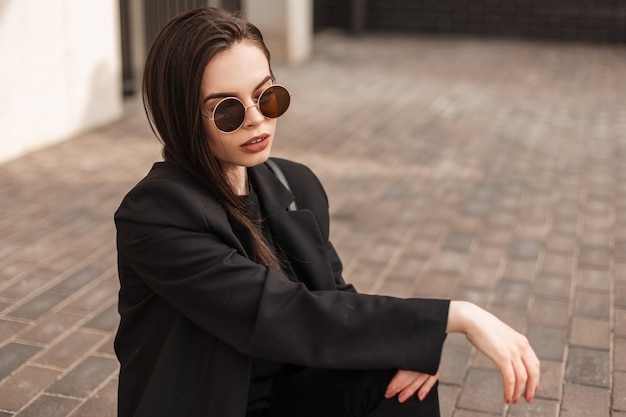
[244,150,272,168]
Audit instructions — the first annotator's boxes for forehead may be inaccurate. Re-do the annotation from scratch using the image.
[201,41,270,94]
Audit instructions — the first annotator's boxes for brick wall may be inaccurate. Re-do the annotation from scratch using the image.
[314,0,626,43]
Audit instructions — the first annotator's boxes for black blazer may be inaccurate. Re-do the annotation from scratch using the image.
[114,158,449,417]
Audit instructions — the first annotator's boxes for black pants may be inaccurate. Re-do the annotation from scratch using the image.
[250,368,440,417]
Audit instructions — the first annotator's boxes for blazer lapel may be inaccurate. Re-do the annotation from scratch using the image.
[248,163,296,214]
[248,163,338,291]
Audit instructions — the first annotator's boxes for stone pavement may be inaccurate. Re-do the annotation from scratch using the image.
[1,31,626,416]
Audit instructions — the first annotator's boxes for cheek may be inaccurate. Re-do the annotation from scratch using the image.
[203,119,223,147]
[267,118,278,133]
[202,120,223,154]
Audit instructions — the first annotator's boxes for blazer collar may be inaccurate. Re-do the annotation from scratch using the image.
[247,162,296,214]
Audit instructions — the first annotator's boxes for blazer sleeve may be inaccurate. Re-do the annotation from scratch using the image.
[115,175,449,375]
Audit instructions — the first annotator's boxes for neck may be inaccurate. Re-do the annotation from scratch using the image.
[228,165,248,195]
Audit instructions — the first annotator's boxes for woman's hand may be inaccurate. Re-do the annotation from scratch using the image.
[385,367,440,403]
[447,301,541,404]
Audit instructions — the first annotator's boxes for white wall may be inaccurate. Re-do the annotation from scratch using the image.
[0,0,123,164]
[243,0,312,64]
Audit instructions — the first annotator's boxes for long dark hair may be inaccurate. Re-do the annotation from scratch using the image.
[143,7,281,270]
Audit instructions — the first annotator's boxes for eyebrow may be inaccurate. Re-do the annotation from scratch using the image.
[203,75,272,103]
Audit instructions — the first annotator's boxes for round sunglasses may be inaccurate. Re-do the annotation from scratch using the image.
[204,84,291,133]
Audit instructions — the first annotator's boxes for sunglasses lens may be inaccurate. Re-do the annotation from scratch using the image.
[259,85,290,118]
[213,98,245,132]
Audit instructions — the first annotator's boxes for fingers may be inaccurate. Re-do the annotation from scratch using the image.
[385,369,440,403]
[397,373,429,402]
[499,337,541,404]
[523,348,541,403]
[511,357,528,403]
[416,374,439,401]
[385,370,412,399]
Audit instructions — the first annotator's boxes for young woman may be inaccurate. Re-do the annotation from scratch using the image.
[114,7,540,417]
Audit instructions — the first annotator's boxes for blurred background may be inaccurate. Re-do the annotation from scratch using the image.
[1,0,624,165]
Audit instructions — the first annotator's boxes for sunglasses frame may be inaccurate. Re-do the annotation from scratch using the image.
[203,84,291,134]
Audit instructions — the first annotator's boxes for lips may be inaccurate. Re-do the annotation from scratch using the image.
[241,134,270,153]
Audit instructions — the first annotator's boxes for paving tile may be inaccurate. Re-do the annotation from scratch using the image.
[582,215,613,232]
[33,330,104,369]
[442,232,475,253]
[461,264,499,289]
[438,384,459,417]
[439,345,470,385]
[452,286,490,308]
[551,219,579,236]
[570,317,610,350]
[545,234,577,254]
[526,325,567,361]
[502,260,537,283]
[616,262,626,284]
[469,245,505,267]
[13,394,80,417]
[344,260,385,292]
[507,398,559,417]
[508,238,542,260]
[533,274,571,300]
[44,252,92,276]
[580,231,611,249]
[429,251,467,275]
[414,273,458,299]
[560,384,610,417]
[7,292,68,320]
[616,283,626,308]
[493,280,531,310]
[62,284,117,315]
[0,301,11,314]
[574,289,610,319]
[0,342,42,380]
[577,268,610,292]
[361,239,401,265]
[0,319,29,345]
[614,371,626,412]
[486,212,517,230]
[18,312,82,344]
[617,309,626,338]
[541,253,574,277]
[529,297,569,327]
[578,246,611,270]
[0,365,60,412]
[454,410,499,417]
[96,335,116,356]
[0,273,54,301]
[456,368,504,414]
[616,240,626,261]
[616,338,626,372]
[565,347,610,388]
[67,378,117,417]
[47,355,118,398]
[50,266,105,295]
[480,227,511,247]
[536,360,563,401]
[0,261,37,283]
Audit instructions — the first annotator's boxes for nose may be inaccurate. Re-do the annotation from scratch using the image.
[243,102,265,128]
